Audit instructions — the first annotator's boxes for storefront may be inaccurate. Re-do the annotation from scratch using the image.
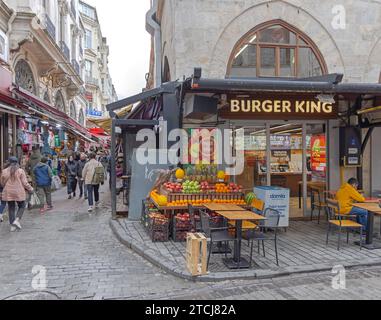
[107,74,381,219]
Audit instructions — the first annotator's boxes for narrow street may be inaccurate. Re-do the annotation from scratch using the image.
[1,185,381,300]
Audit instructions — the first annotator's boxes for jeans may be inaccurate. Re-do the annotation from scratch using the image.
[7,201,26,225]
[67,176,77,195]
[36,186,52,207]
[350,207,368,231]
[78,180,88,198]
[87,185,100,207]
[0,200,6,215]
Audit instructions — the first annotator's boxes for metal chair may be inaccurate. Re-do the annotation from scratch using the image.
[326,199,363,251]
[310,187,327,224]
[200,210,237,269]
[247,208,281,267]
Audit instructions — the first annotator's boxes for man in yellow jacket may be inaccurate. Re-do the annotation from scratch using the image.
[336,178,367,231]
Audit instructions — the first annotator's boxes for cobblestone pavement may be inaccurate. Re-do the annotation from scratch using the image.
[1,185,381,300]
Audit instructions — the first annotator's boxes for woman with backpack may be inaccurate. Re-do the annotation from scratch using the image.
[0,157,33,232]
[82,152,105,212]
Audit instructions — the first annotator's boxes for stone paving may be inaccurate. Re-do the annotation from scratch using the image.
[112,216,381,281]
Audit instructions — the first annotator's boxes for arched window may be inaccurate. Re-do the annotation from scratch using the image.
[228,21,327,78]
[55,91,65,113]
[43,91,51,103]
[162,56,171,83]
[70,101,76,120]
[78,109,85,126]
[15,59,37,94]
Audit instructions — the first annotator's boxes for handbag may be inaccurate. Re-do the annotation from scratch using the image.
[28,191,41,210]
[52,176,62,190]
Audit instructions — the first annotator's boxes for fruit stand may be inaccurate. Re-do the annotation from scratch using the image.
[144,167,249,242]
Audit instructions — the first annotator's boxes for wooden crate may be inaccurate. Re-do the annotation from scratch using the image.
[186,233,208,276]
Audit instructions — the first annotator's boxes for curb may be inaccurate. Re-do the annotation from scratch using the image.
[110,218,381,283]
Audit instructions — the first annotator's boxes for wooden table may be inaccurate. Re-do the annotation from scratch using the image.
[353,202,381,249]
[216,210,267,269]
[203,203,246,212]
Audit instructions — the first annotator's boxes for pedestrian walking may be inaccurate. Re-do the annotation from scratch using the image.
[65,155,78,199]
[26,146,42,186]
[77,153,88,200]
[82,153,105,212]
[0,157,33,232]
[33,157,53,214]
[0,161,10,223]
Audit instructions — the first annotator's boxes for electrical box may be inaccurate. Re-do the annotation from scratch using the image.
[339,127,362,167]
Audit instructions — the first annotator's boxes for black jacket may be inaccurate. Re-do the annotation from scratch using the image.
[65,161,78,178]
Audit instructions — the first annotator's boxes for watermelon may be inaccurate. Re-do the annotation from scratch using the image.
[245,192,257,205]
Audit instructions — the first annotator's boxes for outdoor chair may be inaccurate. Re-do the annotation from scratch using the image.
[247,208,281,267]
[229,199,264,232]
[310,187,328,224]
[326,199,363,251]
[200,210,238,269]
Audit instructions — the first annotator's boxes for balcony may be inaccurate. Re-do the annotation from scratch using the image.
[72,59,80,75]
[60,41,70,62]
[44,14,56,42]
[85,76,99,87]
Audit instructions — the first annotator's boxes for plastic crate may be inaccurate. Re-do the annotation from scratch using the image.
[148,214,170,242]
[172,215,193,242]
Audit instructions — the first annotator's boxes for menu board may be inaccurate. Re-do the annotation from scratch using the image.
[271,135,291,150]
[311,135,327,175]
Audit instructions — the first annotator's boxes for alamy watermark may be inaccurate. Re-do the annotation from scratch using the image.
[331,265,346,290]
[135,123,245,175]
[31,265,47,291]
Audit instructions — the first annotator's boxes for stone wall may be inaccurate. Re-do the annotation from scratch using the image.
[161,0,381,82]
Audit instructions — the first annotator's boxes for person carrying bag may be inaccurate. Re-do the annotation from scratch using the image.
[82,153,105,212]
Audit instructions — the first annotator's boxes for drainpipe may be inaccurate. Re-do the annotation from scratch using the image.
[146,0,162,87]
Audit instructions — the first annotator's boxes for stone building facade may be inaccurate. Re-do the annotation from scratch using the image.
[79,0,117,121]
[147,0,381,196]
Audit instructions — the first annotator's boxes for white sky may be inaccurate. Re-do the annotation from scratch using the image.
[85,0,151,101]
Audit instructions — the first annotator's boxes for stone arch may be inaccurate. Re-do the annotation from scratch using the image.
[208,0,345,79]
[364,36,381,83]
[55,90,66,113]
[14,59,37,95]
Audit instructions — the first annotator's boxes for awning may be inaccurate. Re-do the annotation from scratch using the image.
[88,106,133,133]
[12,87,96,143]
[0,89,29,114]
[0,103,22,115]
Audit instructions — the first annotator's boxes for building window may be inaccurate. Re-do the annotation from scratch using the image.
[43,91,50,103]
[70,102,76,119]
[78,109,84,126]
[79,2,96,19]
[84,29,92,49]
[85,59,93,78]
[15,59,37,95]
[228,21,327,78]
[55,91,65,112]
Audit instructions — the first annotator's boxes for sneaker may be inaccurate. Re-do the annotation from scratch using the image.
[95,201,100,208]
[10,226,17,232]
[46,206,53,211]
[12,218,22,230]
[88,206,94,213]
[0,215,3,223]
[68,195,72,200]
[73,193,76,198]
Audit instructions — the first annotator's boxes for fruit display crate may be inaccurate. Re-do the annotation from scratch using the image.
[147,214,170,242]
[172,215,193,242]
[159,189,245,204]
[141,199,159,230]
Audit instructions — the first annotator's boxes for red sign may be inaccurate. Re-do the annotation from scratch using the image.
[85,92,93,102]
[311,135,327,175]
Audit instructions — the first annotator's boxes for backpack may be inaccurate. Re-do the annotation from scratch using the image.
[91,163,105,185]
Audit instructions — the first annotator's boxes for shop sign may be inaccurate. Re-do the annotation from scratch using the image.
[221,96,338,120]
[87,109,103,117]
[311,135,327,174]
[85,92,93,102]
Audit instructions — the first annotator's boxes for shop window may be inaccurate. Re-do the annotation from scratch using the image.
[14,59,37,95]
[229,21,326,78]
